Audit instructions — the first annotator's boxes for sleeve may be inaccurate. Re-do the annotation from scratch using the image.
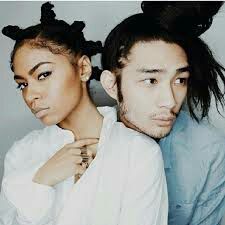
[190,140,225,225]
[0,188,18,225]
[118,135,168,225]
[0,140,56,225]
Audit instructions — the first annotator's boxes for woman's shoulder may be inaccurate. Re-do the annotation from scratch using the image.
[4,126,57,171]
[7,126,54,150]
[130,132,162,166]
[111,122,164,180]
[6,128,44,153]
[112,121,161,158]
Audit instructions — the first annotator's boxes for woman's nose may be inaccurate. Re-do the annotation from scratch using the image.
[24,82,43,107]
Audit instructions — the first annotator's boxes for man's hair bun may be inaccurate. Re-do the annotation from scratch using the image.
[141,1,224,37]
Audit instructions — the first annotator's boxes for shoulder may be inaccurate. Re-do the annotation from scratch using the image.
[131,133,163,172]
[4,126,57,174]
[111,121,163,168]
[112,121,159,147]
[6,128,45,157]
[171,111,225,162]
[173,110,225,146]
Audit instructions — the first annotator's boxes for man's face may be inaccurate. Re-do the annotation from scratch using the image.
[118,40,190,138]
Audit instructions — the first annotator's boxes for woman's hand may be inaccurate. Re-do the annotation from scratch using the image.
[33,138,98,186]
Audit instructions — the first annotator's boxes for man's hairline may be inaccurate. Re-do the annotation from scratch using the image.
[110,38,186,77]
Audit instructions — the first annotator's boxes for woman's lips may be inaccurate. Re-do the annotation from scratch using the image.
[32,108,50,119]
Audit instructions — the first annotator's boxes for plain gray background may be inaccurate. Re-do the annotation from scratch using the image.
[0,1,225,189]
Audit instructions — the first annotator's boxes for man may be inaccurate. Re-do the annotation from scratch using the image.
[100,2,225,225]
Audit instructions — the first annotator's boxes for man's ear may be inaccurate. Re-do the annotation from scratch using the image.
[77,55,92,82]
[100,70,118,100]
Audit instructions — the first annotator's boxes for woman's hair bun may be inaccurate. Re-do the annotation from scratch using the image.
[40,2,56,25]
[141,1,224,36]
[91,66,102,81]
[70,21,85,33]
[84,40,103,57]
[2,25,23,40]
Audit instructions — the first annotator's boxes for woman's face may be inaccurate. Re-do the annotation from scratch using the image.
[13,44,83,126]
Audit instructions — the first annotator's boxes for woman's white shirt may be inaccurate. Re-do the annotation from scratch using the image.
[0,106,168,225]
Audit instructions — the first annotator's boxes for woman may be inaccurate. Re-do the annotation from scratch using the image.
[0,2,168,225]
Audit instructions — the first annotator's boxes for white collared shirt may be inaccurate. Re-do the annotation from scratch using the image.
[0,106,168,225]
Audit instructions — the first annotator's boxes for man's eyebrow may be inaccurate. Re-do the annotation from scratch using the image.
[136,66,190,75]
[136,68,165,74]
[176,66,190,73]
[14,62,53,80]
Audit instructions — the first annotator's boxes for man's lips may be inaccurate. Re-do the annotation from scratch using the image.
[152,116,176,121]
[151,115,176,127]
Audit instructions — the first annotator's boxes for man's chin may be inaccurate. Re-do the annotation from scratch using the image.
[119,113,173,139]
[126,123,172,139]
[144,126,172,139]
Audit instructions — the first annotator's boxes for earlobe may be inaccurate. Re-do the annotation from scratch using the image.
[78,55,92,82]
[100,70,118,100]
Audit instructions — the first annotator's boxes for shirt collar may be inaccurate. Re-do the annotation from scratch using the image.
[53,106,118,150]
[97,106,117,122]
[159,110,188,169]
[96,106,117,149]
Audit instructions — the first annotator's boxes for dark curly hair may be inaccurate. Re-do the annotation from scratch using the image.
[2,2,102,81]
[102,1,225,122]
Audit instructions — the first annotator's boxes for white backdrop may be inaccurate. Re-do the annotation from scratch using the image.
[0,1,225,188]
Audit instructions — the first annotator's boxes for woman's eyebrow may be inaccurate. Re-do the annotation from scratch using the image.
[29,62,53,75]
[14,62,53,80]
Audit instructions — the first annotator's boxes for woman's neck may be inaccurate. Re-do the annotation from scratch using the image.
[58,92,103,141]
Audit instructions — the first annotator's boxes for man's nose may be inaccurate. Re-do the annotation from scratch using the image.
[157,85,176,109]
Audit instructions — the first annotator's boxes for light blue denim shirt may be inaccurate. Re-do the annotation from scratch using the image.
[159,110,225,225]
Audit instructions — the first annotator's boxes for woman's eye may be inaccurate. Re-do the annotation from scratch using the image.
[16,83,28,91]
[38,71,52,80]
[143,79,158,85]
[175,78,188,85]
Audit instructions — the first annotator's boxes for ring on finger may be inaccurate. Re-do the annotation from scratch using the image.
[80,146,87,156]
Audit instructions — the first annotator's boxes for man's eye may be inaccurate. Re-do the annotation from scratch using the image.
[16,83,28,91]
[38,71,52,80]
[175,78,188,85]
[143,79,158,85]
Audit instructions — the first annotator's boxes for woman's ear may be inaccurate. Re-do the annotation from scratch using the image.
[77,55,92,82]
[100,70,118,100]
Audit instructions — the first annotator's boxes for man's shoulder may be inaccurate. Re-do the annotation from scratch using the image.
[173,110,225,143]
[167,111,225,162]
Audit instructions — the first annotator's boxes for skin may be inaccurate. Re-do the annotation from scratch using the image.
[13,43,103,185]
[101,40,190,138]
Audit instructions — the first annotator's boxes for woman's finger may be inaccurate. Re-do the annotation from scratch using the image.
[68,138,99,148]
